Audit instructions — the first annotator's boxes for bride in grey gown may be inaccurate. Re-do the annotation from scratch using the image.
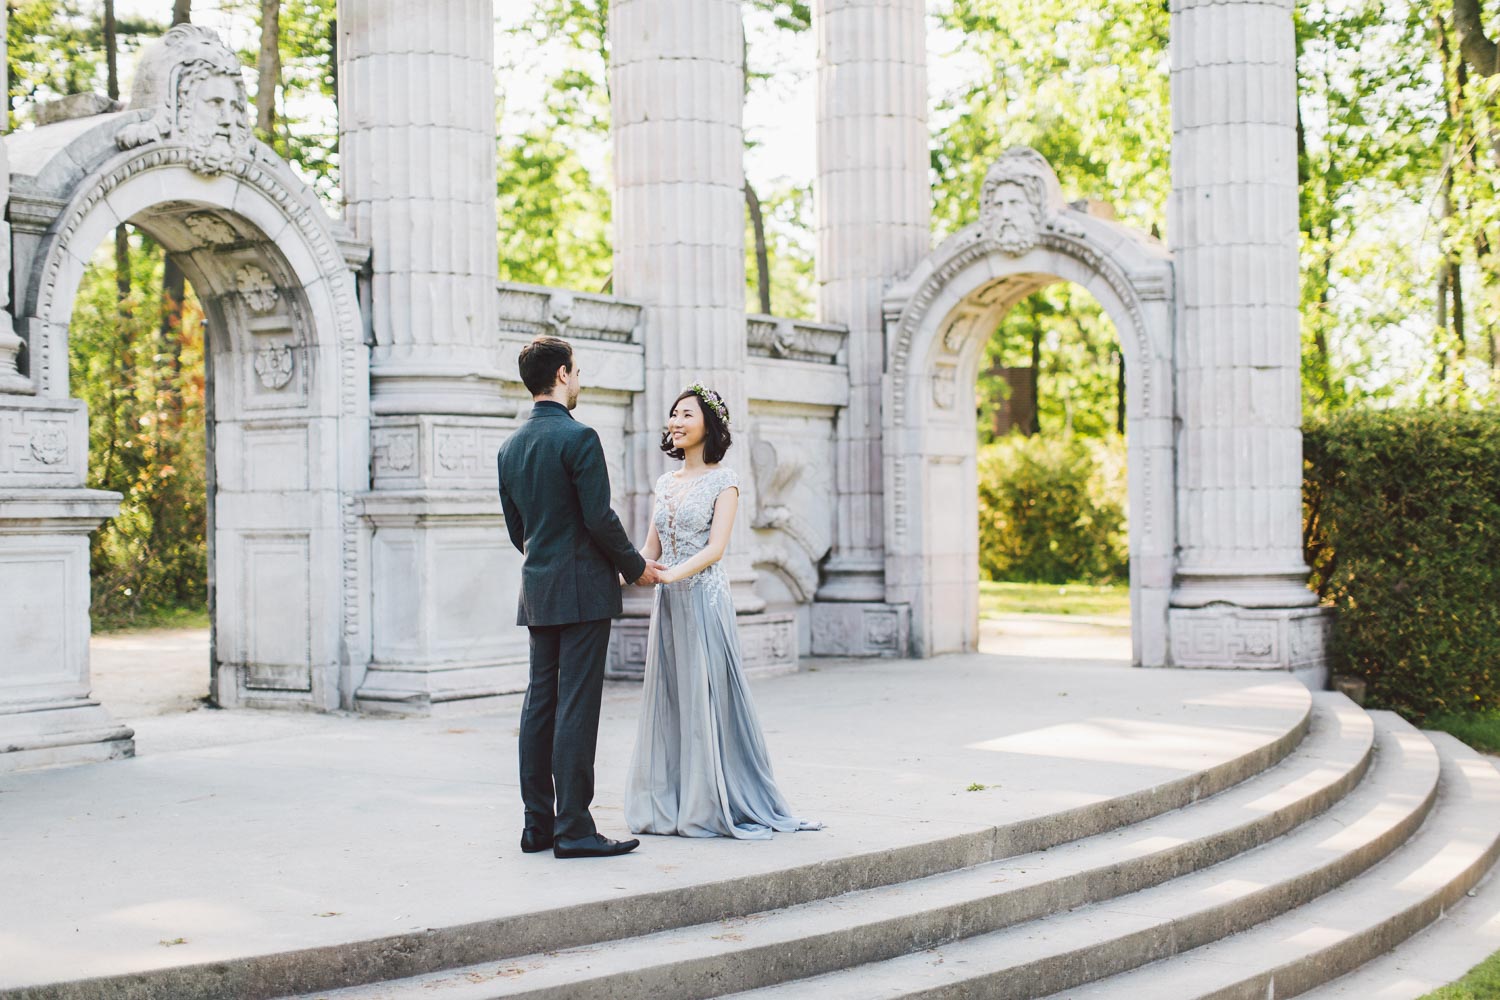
[624,384,822,840]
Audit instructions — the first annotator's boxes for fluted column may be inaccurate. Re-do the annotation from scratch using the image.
[611,0,762,610]
[813,0,930,604]
[337,0,498,414]
[1168,0,1326,678]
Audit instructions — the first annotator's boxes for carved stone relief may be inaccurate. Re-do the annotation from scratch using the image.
[184,212,238,246]
[252,342,295,390]
[931,366,958,410]
[116,25,252,177]
[383,432,416,473]
[236,264,279,313]
[27,427,68,465]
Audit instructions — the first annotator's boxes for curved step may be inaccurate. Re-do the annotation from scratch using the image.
[1042,726,1500,999]
[286,694,1369,1000]
[720,709,1439,1000]
[2,677,1314,1000]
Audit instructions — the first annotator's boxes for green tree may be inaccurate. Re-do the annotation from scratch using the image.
[69,232,208,626]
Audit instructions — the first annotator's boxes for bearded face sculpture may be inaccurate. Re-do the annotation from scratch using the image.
[978,147,1065,256]
[180,71,249,174]
[985,181,1040,255]
[116,25,252,176]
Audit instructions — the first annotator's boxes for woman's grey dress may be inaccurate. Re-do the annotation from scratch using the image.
[625,467,821,839]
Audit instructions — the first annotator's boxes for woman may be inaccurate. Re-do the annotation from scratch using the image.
[624,383,822,839]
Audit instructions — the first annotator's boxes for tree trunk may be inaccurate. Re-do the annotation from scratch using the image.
[1115,351,1125,435]
[159,255,187,416]
[329,16,338,112]
[172,0,191,25]
[103,0,119,100]
[1028,322,1042,436]
[1454,0,1499,77]
[106,0,131,312]
[746,183,771,315]
[257,0,281,145]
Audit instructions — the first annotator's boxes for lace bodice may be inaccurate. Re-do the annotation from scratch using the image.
[654,467,739,596]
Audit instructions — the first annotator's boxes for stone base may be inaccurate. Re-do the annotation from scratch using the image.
[1167,604,1331,688]
[0,700,134,773]
[354,658,531,716]
[607,611,800,681]
[810,601,911,658]
[356,490,531,714]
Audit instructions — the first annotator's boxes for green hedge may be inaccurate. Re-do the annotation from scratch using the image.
[1304,409,1500,720]
[978,434,1127,584]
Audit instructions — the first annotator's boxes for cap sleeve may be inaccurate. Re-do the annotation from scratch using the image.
[715,467,739,496]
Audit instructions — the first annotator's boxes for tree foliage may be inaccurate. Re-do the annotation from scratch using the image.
[69,232,208,627]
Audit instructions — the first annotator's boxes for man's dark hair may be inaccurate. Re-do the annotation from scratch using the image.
[517,336,574,396]
[661,388,733,464]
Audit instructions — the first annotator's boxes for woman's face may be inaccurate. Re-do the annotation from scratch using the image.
[668,396,706,453]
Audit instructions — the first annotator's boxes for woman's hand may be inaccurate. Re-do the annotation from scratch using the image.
[657,565,680,585]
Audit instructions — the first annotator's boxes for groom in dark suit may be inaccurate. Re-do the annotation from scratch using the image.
[497,335,663,859]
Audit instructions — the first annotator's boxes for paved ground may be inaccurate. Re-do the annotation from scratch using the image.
[89,627,211,719]
[83,616,1132,722]
[1,619,1302,992]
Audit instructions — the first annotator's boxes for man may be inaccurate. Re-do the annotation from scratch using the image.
[497,336,664,859]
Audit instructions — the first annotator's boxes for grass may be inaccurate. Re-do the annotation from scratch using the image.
[1424,710,1500,756]
[1420,948,1500,998]
[92,604,210,635]
[979,581,1130,620]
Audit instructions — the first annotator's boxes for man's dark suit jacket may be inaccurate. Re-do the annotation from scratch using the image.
[497,401,647,627]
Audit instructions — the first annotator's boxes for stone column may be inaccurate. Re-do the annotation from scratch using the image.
[1167,0,1327,683]
[809,0,930,655]
[607,0,799,675]
[338,0,499,414]
[338,2,528,712]
[611,0,759,604]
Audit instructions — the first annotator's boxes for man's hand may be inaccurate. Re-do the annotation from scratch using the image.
[634,559,669,586]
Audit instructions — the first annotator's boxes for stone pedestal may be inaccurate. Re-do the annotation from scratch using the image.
[354,462,529,716]
[810,602,910,658]
[607,611,799,680]
[810,0,929,651]
[0,488,132,772]
[1167,0,1327,681]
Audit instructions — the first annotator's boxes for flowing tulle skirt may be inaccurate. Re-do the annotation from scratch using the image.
[625,570,819,839]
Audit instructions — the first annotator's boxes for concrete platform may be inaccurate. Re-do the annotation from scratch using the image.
[0,648,1312,999]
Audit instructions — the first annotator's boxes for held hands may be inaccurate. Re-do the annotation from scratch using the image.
[633,559,671,586]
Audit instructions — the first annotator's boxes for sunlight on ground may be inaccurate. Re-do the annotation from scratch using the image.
[980,581,1130,620]
[967,718,1271,770]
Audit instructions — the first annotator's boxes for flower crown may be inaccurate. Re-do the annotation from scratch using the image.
[686,382,730,425]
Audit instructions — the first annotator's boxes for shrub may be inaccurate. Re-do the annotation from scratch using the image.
[1304,409,1500,720]
[978,433,1127,584]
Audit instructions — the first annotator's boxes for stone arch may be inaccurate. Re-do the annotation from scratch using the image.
[882,148,1175,665]
[7,108,370,710]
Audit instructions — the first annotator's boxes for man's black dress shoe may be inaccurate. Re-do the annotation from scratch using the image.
[553,833,640,859]
[520,829,554,854]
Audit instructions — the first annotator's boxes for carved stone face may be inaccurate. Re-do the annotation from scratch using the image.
[988,182,1039,255]
[181,72,247,174]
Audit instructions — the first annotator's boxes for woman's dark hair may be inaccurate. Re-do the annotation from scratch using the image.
[517,336,574,396]
[661,387,733,464]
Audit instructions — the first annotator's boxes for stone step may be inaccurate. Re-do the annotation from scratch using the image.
[1046,729,1500,1000]
[6,674,1314,1000]
[720,709,1438,1000]
[285,694,1372,1000]
[1298,865,1500,1000]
